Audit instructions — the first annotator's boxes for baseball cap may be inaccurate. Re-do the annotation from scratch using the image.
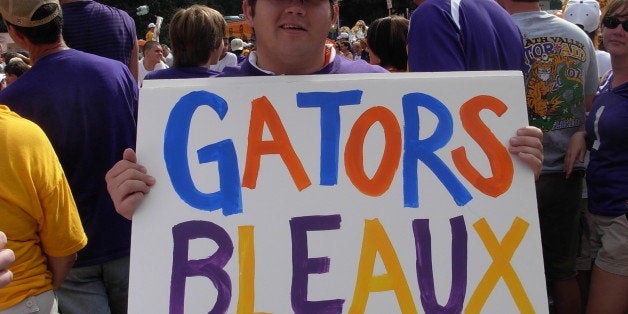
[0,0,60,28]
[148,22,156,29]
[230,38,244,51]
[564,0,601,33]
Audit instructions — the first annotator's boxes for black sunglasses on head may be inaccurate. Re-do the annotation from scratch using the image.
[602,16,628,31]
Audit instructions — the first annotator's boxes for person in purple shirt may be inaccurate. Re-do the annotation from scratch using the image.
[105,0,543,224]
[407,0,525,72]
[219,0,387,77]
[0,0,138,313]
[565,0,628,311]
[60,0,139,81]
[144,5,225,81]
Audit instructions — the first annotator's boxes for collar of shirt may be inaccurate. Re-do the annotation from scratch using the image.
[247,46,337,75]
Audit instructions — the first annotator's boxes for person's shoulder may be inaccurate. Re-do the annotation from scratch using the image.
[218,65,248,77]
[0,106,48,144]
[414,0,449,11]
[72,49,127,67]
[226,52,238,62]
[147,67,219,80]
[410,0,456,27]
[330,57,388,74]
[218,60,265,77]
[144,68,174,80]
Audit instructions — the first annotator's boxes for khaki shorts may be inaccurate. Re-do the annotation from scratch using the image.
[0,290,57,314]
[590,213,628,276]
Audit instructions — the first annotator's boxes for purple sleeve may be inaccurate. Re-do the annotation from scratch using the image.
[408,2,465,72]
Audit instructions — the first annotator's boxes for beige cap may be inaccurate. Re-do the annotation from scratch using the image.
[0,0,60,28]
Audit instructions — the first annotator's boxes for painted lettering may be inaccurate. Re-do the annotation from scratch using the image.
[164,91,242,215]
[402,92,472,207]
[345,106,401,196]
[170,220,233,314]
[290,215,345,313]
[413,216,467,313]
[297,90,363,186]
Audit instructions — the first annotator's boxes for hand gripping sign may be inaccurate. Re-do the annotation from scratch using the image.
[130,72,548,313]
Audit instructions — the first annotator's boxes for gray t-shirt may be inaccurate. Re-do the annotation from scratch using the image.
[512,11,598,172]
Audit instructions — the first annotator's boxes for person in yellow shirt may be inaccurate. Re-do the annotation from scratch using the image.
[145,22,155,41]
[0,105,87,313]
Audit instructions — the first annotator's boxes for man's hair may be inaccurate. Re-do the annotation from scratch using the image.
[4,57,30,77]
[602,0,627,19]
[246,0,338,17]
[142,40,161,54]
[5,3,62,44]
[168,5,226,68]
[366,15,409,71]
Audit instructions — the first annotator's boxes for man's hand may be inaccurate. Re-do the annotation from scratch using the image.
[0,231,15,288]
[508,126,544,180]
[105,148,156,220]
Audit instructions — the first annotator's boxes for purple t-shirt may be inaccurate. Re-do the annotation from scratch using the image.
[219,55,388,77]
[0,49,138,267]
[585,72,628,216]
[145,67,220,80]
[407,0,524,72]
[62,0,137,68]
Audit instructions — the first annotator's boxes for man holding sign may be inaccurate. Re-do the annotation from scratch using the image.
[107,0,542,217]
[105,1,545,312]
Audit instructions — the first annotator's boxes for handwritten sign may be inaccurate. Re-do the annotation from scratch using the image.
[130,72,548,313]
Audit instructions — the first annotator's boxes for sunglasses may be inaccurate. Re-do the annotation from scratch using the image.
[602,16,628,31]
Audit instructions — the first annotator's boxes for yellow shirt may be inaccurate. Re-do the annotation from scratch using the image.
[0,106,87,310]
[146,29,155,42]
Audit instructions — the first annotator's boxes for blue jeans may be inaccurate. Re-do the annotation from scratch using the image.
[55,256,129,314]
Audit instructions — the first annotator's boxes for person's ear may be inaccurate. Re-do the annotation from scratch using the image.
[243,0,255,28]
[330,4,339,29]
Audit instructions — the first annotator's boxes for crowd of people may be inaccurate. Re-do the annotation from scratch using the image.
[0,0,625,313]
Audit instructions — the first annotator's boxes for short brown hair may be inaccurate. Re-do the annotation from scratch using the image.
[366,16,409,71]
[168,5,226,68]
[602,0,628,19]
[4,57,30,77]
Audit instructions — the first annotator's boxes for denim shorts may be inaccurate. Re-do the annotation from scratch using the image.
[536,171,584,281]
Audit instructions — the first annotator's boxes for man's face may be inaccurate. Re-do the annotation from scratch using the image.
[243,0,338,61]
[145,44,164,63]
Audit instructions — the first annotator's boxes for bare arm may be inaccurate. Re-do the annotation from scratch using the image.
[564,131,587,178]
[0,232,15,288]
[47,253,77,288]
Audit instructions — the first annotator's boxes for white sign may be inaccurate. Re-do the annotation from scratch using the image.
[130,72,548,313]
